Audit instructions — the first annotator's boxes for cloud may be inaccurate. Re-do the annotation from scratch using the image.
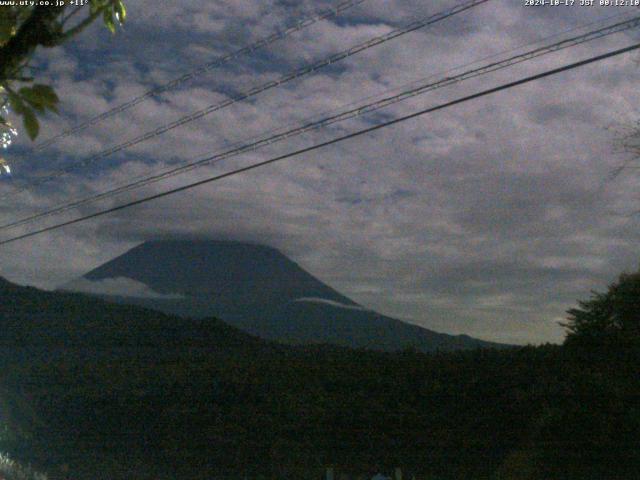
[1,0,640,344]
[64,277,184,300]
[293,297,369,311]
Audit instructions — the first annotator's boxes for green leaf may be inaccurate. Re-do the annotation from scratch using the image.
[9,92,40,140]
[89,0,102,15]
[22,108,39,140]
[103,9,116,34]
[115,1,126,24]
[0,10,16,46]
[31,84,59,105]
[7,91,26,114]
[19,88,45,113]
[17,85,59,114]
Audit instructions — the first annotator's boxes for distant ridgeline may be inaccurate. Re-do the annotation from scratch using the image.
[0,275,638,479]
[63,239,505,352]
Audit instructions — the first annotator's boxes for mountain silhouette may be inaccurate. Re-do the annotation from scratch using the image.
[65,239,504,351]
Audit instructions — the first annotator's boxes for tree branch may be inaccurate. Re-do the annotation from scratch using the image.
[59,9,102,43]
[0,6,66,83]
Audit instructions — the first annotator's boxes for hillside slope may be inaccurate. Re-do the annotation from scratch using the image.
[0,277,636,480]
[65,239,503,351]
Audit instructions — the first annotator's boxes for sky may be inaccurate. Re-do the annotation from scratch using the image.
[1,0,640,344]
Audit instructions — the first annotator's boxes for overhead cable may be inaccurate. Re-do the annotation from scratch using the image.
[34,0,371,150]
[1,41,638,246]
[6,0,490,199]
[3,14,639,232]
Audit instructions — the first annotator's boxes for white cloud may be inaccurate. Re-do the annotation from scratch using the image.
[292,297,369,311]
[64,277,184,300]
[0,0,639,344]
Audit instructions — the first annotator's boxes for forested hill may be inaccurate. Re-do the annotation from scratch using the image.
[0,276,638,480]
[0,275,262,349]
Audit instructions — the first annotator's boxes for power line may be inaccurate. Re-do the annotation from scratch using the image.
[4,0,490,200]
[34,0,370,151]
[1,41,638,247]
[3,13,638,230]
[3,13,639,232]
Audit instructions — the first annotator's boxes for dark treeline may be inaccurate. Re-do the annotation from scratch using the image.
[0,273,638,479]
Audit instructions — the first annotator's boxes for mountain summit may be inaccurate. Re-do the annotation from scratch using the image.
[65,239,503,351]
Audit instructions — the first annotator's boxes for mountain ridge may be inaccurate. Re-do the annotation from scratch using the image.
[64,239,507,351]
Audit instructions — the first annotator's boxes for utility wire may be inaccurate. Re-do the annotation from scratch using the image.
[5,0,490,200]
[34,0,370,151]
[3,13,639,232]
[1,41,638,247]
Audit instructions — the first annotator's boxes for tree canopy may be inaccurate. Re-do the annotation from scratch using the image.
[0,1,126,144]
[562,269,640,346]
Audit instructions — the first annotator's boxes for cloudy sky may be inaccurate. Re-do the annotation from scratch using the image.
[1,0,640,344]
